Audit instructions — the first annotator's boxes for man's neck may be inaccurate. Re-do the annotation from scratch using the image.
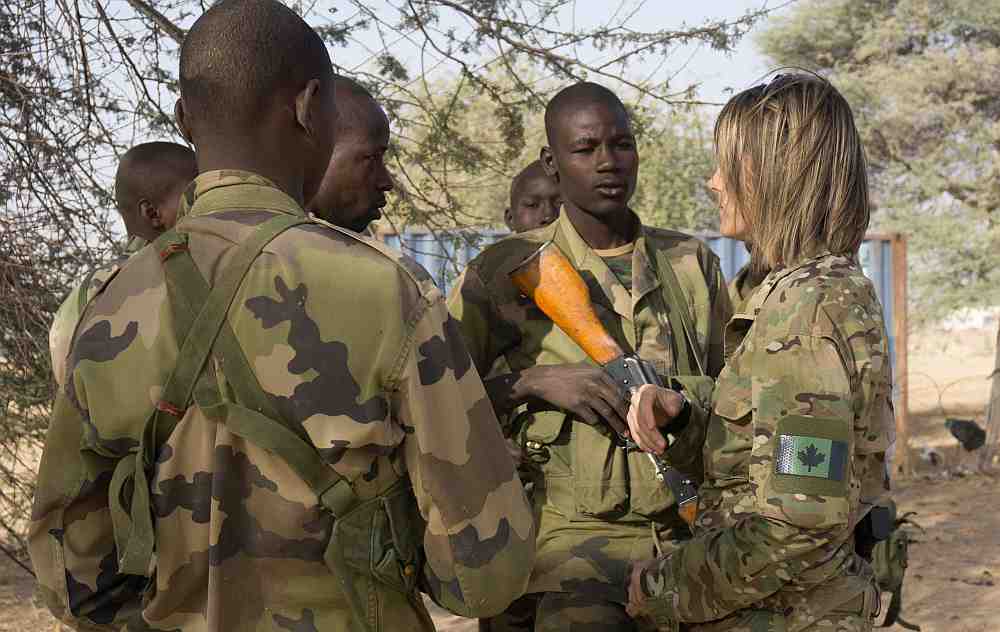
[563,202,638,251]
[195,142,305,206]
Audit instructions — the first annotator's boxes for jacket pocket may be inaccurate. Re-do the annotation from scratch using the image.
[571,422,629,519]
[704,381,753,482]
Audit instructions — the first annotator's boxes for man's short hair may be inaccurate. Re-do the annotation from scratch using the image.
[332,75,382,137]
[509,160,551,206]
[114,142,196,214]
[179,0,333,130]
[544,82,629,146]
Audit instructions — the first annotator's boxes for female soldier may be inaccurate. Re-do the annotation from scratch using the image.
[623,73,894,631]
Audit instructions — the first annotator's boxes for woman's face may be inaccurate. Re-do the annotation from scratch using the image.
[709,167,749,242]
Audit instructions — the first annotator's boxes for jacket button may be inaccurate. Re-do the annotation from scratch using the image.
[404,564,416,576]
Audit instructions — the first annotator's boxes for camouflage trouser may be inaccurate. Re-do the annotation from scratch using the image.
[683,588,876,632]
[686,611,870,632]
[480,592,873,632]
[479,592,660,632]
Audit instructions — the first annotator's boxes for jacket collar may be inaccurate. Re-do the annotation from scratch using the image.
[178,170,306,220]
[549,210,658,322]
[740,250,837,318]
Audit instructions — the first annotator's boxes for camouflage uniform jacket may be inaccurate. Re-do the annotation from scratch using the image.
[49,237,148,389]
[29,171,535,631]
[639,252,894,629]
[727,263,761,316]
[448,212,731,601]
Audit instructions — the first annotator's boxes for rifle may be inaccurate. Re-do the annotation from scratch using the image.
[510,240,698,527]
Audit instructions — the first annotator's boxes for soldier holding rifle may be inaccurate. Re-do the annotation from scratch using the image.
[449,82,732,632]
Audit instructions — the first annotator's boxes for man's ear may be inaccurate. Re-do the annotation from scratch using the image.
[139,199,165,230]
[504,207,514,231]
[174,98,194,145]
[295,79,322,142]
[540,146,558,182]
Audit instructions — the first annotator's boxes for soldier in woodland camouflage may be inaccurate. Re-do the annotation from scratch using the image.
[49,142,196,388]
[307,76,393,234]
[450,83,732,632]
[29,2,534,630]
[625,74,894,632]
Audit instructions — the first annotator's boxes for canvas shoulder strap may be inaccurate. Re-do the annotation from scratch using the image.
[646,240,706,376]
[110,213,358,576]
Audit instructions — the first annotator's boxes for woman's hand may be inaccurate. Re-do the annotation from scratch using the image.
[626,384,688,454]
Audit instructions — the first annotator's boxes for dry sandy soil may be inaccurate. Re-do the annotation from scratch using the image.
[3,324,997,631]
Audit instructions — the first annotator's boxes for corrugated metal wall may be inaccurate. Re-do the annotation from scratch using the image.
[383,229,898,374]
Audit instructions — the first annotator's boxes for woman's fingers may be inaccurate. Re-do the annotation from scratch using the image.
[627,384,668,454]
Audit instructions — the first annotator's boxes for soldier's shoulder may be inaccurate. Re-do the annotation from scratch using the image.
[464,223,554,286]
[768,254,881,334]
[777,254,873,299]
[643,226,717,261]
[273,217,442,302]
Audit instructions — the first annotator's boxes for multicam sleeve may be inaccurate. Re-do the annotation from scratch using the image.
[28,390,146,630]
[639,333,857,624]
[394,295,535,618]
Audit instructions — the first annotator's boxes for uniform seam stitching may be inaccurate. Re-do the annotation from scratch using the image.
[385,294,434,391]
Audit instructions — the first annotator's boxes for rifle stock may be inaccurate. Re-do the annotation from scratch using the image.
[510,241,622,365]
[509,241,698,527]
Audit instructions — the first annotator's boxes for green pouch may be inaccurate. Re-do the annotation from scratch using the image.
[326,480,425,595]
[520,410,568,467]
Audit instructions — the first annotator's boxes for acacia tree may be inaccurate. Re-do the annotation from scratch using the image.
[759,0,1000,468]
[1,0,775,560]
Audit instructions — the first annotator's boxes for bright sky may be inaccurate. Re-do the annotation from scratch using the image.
[325,0,790,104]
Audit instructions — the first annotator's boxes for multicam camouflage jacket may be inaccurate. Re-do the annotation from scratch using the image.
[727,263,762,317]
[638,252,894,631]
[29,171,535,631]
[49,237,148,389]
[448,212,731,602]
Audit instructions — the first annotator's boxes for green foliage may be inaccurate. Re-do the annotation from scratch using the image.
[633,106,718,232]
[759,0,1000,323]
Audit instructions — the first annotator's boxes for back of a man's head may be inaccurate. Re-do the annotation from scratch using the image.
[114,141,197,241]
[179,0,333,134]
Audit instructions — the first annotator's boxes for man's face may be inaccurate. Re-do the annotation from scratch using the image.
[506,174,561,233]
[309,102,393,232]
[544,102,638,219]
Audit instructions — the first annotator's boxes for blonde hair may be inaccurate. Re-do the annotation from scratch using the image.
[714,72,869,275]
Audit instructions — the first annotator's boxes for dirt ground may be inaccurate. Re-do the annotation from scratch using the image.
[3,323,997,631]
